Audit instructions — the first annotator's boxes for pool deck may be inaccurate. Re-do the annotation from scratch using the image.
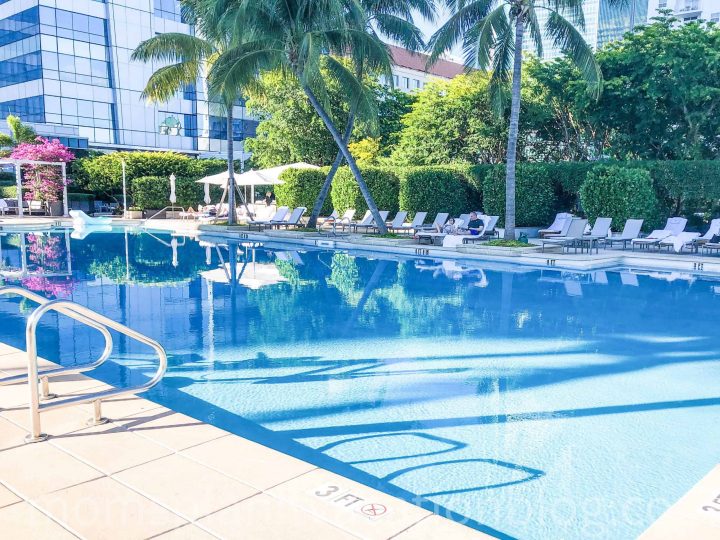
[0,342,491,540]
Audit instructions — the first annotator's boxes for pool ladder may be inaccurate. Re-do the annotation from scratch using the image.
[0,286,168,443]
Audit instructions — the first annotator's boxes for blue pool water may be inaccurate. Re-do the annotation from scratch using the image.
[1,228,719,539]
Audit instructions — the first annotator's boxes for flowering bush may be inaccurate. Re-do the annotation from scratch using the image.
[19,233,74,297]
[10,138,74,202]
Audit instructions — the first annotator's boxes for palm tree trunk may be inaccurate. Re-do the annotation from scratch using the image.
[226,109,236,225]
[307,111,355,228]
[302,85,387,234]
[503,14,525,241]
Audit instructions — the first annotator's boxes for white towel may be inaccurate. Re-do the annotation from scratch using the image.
[663,232,700,253]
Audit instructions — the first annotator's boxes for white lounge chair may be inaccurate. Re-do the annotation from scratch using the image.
[416,212,449,232]
[603,219,644,249]
[352,210,389,233]
[690,219,720,251]
[462,215,500,244]
[631,217,687,250]
[541,218,588,252]
[349,210,372,230]
[539,212,573,238]
[384,211,408,232]
[393,211,427,234]
[70,210,112,227]
[659,232,700,253]
[272,206,306,229]
[248,206,289,230]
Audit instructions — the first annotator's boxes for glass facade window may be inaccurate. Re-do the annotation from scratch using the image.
[0,96,45,123]
[51,136,89,149]
[0,8,40,48]
[0,50,42,88]
[209,115,245,141]
[597,0,648,47]
[154,0,186,23]
[183,113,198,137]
[38,8,111,87]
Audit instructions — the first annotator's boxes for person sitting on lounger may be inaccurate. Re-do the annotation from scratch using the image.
[437,218,458,234]
[466,212,485,235]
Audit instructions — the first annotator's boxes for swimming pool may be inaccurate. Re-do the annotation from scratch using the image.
[1,228,719,539]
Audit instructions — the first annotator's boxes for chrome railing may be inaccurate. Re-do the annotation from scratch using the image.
[0,286,167,443]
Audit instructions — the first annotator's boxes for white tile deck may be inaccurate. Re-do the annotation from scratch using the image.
[0,343,492,539]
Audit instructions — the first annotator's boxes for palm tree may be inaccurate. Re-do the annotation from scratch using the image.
[131,21,246,224]
[430,0,601,239]
[201,0,394,233]
[306,0,436,228]
[0,115,37,148]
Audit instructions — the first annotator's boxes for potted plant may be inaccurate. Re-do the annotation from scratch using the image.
[125,206,143,219]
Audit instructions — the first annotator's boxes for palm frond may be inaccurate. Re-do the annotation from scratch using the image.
[131,33,215,64]
[428,0,497,68]
[545,11,602,97]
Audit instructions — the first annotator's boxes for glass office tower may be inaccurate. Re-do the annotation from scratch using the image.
[0,0,256,157]
[528,0,649,60]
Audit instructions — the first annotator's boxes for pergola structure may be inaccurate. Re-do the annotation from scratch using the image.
[0,158,69,217]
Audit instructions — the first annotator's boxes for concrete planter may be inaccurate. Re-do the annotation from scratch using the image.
[495,227,542,239]
[48,201,63,216]
[125,210,143,219]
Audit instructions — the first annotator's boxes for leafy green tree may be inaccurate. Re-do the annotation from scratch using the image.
[202,0,394,232]
[246,72,415,168]
[131,6,248,223]
[592,15,720,160]
[304,0,432,227]
[0,115,37,149]
[392,73,512,165]
[430,0,602,239]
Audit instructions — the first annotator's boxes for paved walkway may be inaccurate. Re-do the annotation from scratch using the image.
[0,343,490,540]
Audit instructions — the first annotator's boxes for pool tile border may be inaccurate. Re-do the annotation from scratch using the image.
[0,342,494,539]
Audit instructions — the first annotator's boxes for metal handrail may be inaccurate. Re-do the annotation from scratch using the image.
[0,286,167,442]
[0,287,113,398]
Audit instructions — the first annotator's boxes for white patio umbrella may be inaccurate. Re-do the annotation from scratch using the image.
[169,173,177,205]
[195,162,319,206]
[203,181,211,204]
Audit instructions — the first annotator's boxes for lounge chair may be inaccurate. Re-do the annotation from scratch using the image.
[70,210,112,227]
[541,218,588,253]
[539,212,573,238]
[462,215,500,244]
[352,210,389,233]
[319,208,355,233]
[349,210,372,231]
[382,211,408,233]
[575,217,612,253]
[248,206,289,230]
[659,232,701,253]
[418,219,466,245]
[416,212,449,232]
[272,206,306,229]
[690,218,720,251]
[631,217,687,250]
[603,219,644,249]
[393,211,427,234]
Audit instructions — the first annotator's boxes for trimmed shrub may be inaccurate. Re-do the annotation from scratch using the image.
[549,162,597,212]
[275,168,332,215]
[467,164,494,210]
[131,176,222,210]
[0,185,16,198]
[482,164,557,227]
[72,151,226,198]
[331,166,399,215]
[580,166,663,231]
[399,166,471,218]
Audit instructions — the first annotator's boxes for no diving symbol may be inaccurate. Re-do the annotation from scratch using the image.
[361,503,387,517]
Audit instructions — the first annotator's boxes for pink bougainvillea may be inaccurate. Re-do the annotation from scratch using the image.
[10,137,74,203]
[18,233,74,298]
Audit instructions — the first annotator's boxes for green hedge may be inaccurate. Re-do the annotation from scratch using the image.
[482,164,557,227]
[275,168,332,215]
[0,185,16,198]
[580,166,662,231]
[331,166,400,215]
[399,166,472,218]
[72,151,226,198]
[131,176,222,210]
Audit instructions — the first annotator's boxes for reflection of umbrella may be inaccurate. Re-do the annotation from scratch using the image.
[200,262,287,290]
